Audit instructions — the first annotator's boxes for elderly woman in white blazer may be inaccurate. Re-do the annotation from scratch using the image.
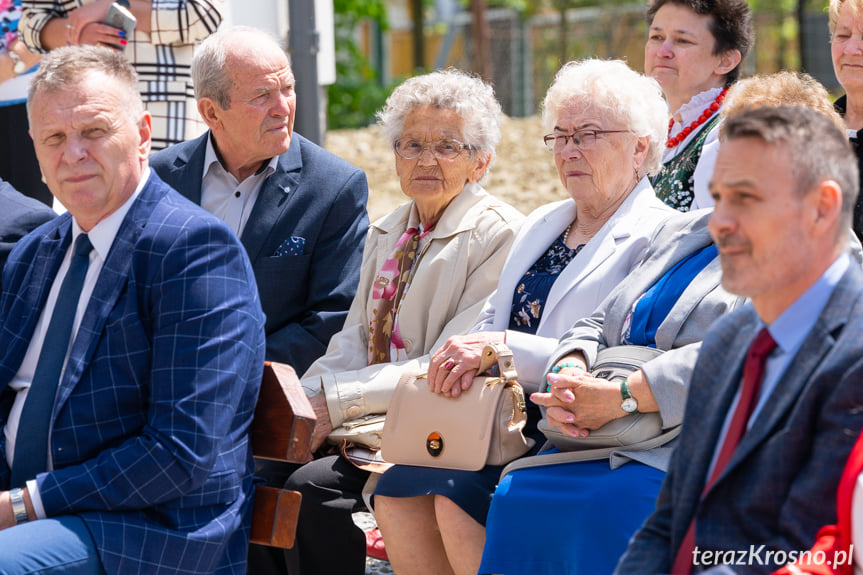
[374,59,674,575]
[479,210,745,575]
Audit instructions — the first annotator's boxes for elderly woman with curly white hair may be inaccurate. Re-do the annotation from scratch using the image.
[373,59,675,575]
[247,68,525,575]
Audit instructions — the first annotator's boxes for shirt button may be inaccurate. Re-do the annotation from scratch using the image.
[346,406,362,419]
[235,191,241,198]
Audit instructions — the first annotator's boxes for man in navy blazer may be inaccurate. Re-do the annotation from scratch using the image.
[0,46,266,574]
[617,107,863,574]
[150,27,369,375]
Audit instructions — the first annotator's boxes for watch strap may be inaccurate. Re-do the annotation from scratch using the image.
[9,488,29,524]
[620,380,633,400]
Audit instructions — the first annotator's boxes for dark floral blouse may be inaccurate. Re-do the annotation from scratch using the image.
[508,232,584,334]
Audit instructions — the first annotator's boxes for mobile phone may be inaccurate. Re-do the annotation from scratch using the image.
[102,2,136,50]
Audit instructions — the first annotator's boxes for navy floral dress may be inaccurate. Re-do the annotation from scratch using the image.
[509,232,584,334]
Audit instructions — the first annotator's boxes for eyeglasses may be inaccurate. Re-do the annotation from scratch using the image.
[543,130,629,153]
[394,138,473,160]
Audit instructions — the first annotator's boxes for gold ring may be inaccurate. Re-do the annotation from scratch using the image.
[441,358,456,371]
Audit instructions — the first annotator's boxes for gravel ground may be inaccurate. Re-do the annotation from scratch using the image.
[325,115,563,222]
[353,512,394,575]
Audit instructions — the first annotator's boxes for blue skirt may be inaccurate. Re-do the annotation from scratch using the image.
[479,457,665,575]
[373,463,503,526]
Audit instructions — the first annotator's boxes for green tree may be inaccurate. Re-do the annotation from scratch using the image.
[328,0,394,129]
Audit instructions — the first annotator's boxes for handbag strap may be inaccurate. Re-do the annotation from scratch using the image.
[499,424,681,481]
[477,342,517,382]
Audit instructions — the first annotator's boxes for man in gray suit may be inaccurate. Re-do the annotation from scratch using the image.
[616,106,863,574]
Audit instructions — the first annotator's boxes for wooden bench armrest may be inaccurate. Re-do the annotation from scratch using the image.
[250,485,302,548]
[252,361,317,463]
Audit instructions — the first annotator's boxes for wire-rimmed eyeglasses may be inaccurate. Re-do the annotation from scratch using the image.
[543,129,629,153]
[394,138,474,160]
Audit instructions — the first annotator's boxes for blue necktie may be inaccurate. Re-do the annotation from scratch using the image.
[11,233,93,487]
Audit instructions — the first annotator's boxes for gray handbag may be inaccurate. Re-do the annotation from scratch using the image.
[535,345,679,456]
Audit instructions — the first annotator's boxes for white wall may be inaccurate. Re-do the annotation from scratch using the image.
[223,0,335,85]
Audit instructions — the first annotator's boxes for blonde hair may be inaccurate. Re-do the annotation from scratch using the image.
[829,0,863,34]
[721,72,846,132]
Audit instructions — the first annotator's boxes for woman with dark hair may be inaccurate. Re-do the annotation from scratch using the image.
[645,0,754,211]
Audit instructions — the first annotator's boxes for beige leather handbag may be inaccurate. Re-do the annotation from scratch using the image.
[381,342,534,471]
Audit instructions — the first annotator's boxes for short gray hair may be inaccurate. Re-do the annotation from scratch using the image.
[192,26,288,109]
[721,106,858,233]
[28,45,142,120]
[542,59,669,176]
[377,68,502,162]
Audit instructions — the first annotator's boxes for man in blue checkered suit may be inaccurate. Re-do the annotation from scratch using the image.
[0,45,266,575]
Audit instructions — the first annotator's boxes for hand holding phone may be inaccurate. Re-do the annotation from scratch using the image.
[102,2,136,51]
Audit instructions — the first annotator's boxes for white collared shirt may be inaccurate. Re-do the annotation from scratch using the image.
[5,168,148,517]
[200,135,278,237]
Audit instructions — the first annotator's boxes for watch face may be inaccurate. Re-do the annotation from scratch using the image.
[621,397,638,413]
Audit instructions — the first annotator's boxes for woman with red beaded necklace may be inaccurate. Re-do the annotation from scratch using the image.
[645,0,754,212]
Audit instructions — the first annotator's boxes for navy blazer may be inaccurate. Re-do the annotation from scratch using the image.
[0,180,56,274]
[616,263,863,574]
[0,173,266,575]
[151,132,369,374]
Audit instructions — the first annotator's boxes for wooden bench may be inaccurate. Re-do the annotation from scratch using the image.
[249,361,317,548]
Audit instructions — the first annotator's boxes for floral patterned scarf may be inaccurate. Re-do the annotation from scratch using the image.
[367,219,435,365]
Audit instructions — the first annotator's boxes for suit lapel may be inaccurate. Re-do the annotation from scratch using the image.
[687,310,758,501]
[543,214,618,319]
[654,255,722,348]
[240,138,301,263]
[0,220,72,388]
[169,133,208,204]
[53,177,162,413]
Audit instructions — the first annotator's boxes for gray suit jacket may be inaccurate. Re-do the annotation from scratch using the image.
[550,210,744,470]
[616,263,863,574]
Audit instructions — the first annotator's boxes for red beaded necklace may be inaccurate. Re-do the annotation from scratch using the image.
[666,88,728,149]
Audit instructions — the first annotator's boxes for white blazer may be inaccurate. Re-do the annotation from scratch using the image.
[473,177,674,390]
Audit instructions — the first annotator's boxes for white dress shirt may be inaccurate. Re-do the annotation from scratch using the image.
[200,135,278,237]
[5,168,148,517]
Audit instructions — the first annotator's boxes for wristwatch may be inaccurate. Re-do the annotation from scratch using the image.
[9,488,29,524]
[620,380,639,413]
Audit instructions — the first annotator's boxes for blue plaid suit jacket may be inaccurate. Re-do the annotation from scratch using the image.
[616,264,863,575]
[151,132,369,375]
[0,173,266,575]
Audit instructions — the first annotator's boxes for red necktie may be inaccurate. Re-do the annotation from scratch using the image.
[671,328,777,574]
